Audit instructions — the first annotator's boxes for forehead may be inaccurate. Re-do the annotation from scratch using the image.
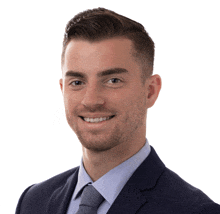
[62,38,141,76]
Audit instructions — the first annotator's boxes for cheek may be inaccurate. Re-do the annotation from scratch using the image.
[123,90,147,117]
[109,92,143,120]
[63,93,79,114]
[118,88,146,107]
[63,87,82,105]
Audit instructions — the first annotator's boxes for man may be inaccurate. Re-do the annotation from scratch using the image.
[16,8,220,214]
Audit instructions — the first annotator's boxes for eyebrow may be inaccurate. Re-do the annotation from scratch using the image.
[65,68,128,78]
[97,68,128,77]
[65,71,85,78]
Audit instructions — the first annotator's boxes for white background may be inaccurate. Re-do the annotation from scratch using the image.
[0,1,219,213]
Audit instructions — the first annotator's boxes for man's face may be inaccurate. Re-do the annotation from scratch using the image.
[60,38,151,152]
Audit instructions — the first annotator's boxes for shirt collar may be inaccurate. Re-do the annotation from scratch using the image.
[73,139,151,205]
[73,160,93,199]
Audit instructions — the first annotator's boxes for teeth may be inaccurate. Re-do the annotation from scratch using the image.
[83,117,111,123]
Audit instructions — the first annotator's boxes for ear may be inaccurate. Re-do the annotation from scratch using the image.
[59,78,63,94]
[145,74,162,108]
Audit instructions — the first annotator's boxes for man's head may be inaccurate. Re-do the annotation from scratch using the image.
[61,8,155,81]
[60,8,161,154]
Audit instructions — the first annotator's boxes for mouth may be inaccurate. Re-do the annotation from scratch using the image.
[79,115,115,123]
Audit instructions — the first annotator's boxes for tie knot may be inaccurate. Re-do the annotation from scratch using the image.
[80,185,104,208]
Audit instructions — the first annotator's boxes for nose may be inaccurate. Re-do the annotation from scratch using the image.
[81,83,105,111]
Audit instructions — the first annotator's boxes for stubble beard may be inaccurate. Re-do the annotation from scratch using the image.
[74,124,124,152]
[72,113,144,153]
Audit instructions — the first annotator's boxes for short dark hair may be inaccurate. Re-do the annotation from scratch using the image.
[62,8,155,79]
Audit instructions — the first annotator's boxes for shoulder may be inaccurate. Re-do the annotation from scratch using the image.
[194,203,220,214]
[159,167,220,213]
[25,167,78,197]
[16,167,79,214]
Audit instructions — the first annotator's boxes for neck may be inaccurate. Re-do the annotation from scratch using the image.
[82,134,146,182]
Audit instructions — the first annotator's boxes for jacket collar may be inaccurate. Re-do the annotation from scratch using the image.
[107,146,165,214]
[47,167,79,214]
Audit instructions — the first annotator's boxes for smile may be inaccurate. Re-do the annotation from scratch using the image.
[80,115,115,123]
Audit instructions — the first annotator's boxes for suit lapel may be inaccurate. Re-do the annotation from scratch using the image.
[107,147,165,214]
[46,167,79,214]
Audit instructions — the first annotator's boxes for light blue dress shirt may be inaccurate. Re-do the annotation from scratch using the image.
[66,139,151,214]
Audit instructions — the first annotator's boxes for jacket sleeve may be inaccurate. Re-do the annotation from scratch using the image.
[15,185,35,214]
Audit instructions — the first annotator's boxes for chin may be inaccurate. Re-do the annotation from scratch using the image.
[77,134,120,152]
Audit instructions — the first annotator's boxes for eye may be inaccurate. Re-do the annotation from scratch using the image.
[70,80,84,86]
[107,78,121,84]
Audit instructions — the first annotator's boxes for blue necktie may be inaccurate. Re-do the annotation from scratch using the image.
[76,185,104,214]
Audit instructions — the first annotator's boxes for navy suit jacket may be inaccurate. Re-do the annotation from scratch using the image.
[16,147,220,214]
